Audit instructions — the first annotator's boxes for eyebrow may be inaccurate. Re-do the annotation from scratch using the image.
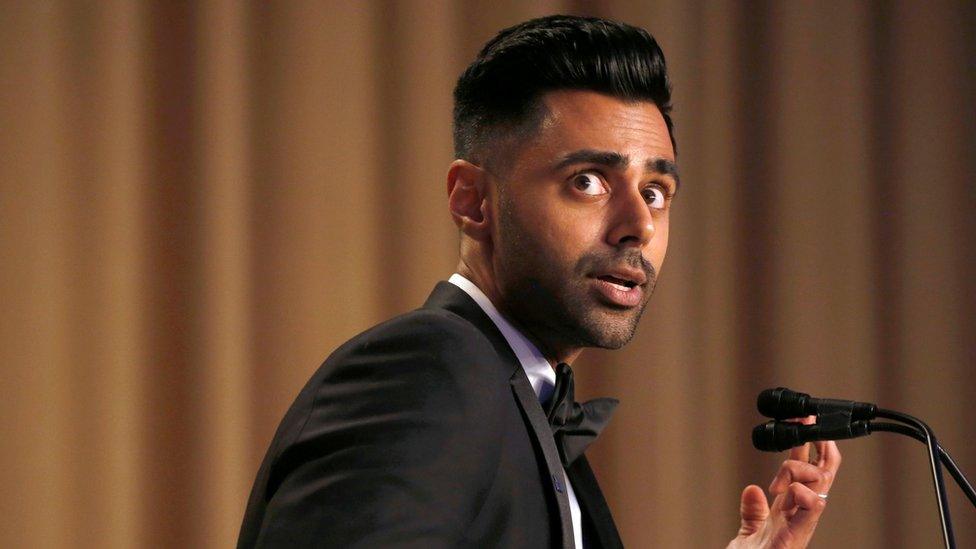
[647,157,681,191]
[552,149,681,191]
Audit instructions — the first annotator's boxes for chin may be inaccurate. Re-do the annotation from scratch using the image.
[588,329,637,350]
[574,312,643,350]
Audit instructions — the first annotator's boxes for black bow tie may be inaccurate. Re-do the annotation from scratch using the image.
[544,363,619,467]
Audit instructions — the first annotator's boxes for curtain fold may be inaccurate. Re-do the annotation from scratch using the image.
[2,1,973,547]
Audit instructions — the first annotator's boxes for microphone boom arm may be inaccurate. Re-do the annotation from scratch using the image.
[870,422,976,508]
[875,408,955,549]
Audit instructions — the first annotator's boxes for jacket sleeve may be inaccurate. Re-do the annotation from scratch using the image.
[252,312,508,548]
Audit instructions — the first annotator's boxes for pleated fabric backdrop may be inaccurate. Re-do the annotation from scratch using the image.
[2,1,973,547]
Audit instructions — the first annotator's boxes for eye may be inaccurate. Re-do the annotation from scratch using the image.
[642,185,668,210]
[571,172,607,196]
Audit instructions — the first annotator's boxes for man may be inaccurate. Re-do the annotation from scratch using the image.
[238,15,840,548]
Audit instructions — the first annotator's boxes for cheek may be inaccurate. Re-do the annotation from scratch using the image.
[648,219,670,268]
[514,191,597,252]
[543,212,602,259]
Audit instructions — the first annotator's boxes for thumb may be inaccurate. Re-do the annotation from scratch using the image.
[737,484,770,536]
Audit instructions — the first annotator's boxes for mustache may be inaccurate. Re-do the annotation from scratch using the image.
[578,250,656,285]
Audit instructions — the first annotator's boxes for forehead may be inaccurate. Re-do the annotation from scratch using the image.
[524,90,675,165]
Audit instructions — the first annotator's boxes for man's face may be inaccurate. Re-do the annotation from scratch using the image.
[488,90,677,354]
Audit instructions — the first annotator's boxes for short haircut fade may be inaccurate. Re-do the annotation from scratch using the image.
[453,14,675,164]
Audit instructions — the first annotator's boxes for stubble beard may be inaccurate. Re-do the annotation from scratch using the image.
[494,194,656,352]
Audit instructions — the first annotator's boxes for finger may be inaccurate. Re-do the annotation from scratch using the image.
[797,415,817,425]
[813,440,827,465]
[737,484,770,536]
[787,416,816,462]
[769,459,833,496]
[782,482,828,538]
[816,440,841,494]
[788,442,811,464]
[820,439,842,475]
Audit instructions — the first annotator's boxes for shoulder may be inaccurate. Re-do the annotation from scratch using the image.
[324,306,511,392]
[354,306,497,355]
[273,307,515,440]
[248,309,526,547]
[270,307,516,453]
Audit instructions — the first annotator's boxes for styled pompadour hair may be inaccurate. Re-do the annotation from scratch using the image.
[453,14,675,165]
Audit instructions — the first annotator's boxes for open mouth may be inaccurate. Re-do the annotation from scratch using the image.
[597,275,638,291]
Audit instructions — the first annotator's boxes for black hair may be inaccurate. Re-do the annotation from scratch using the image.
[453,14,675,165]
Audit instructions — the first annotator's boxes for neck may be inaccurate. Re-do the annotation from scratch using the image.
[456,258,582,368]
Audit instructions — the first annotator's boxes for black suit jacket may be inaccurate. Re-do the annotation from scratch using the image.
[238,282,623,548]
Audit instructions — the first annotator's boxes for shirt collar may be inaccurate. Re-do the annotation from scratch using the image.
[448,273,556,403]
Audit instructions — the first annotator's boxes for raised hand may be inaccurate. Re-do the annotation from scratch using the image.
[727,417,842,549]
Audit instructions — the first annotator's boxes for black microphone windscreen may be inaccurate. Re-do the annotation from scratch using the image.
[757,387,812,419]
[752,421,799,452]
[752,419,873,452]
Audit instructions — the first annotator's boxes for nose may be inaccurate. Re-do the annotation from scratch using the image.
[605,188,654,249]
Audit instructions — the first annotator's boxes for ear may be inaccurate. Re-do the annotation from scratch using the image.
[447,159,492,240]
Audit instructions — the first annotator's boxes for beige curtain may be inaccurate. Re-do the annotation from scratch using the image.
[2,1,973,547]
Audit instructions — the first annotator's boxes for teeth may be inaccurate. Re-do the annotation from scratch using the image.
[609,281,631,291]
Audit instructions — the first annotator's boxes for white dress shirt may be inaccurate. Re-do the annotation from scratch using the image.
[448,273,584,549]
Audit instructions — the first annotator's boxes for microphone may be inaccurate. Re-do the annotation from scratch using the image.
[757,387,877,421]
[750,387,971,548]
[752,419,872,452]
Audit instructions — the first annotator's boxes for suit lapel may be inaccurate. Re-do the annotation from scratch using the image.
[510,367,577,549]
[424,282,576,549]
[567,456,623,549]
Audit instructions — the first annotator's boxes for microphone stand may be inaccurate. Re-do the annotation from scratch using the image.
[869,422,976,508]
[874,409,955,549]
[754,388,971,548]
